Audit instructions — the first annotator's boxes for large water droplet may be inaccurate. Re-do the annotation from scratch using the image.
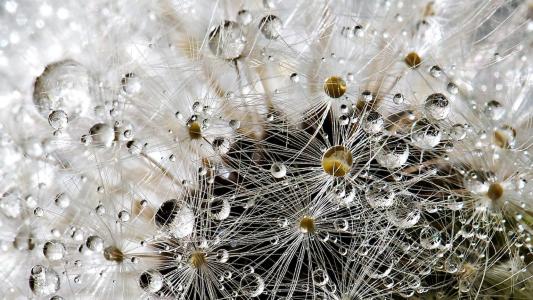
[410,118,441,149]
[209,21,246,60]
[259,15,283,40]
[420,226,441,249]
[376,136,409,169]
[386,194,420,228]
[29,265,60,296]
[240,273,264,297]
[155,199,194,238]
[139,269,164,293]
[43,240,66,261]
[312,269,329,286]
[424,93,449,120]
[33,60,94,118]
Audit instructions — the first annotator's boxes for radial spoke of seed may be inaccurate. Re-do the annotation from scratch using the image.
[140,152,182,187]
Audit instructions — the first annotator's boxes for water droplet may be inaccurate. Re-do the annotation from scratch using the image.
[270,162,287,178]
[484,100,505,120]
[54,193,70,209]
[410,118,441,149]
[212,137,230,155]
[430,65,442,77]
[237,10,252,26]
[376,136,409,169]
[363,111,384,134]
[240,273,264,297]
[155,199,194,238]
[449,124,466,141]
[366,185,395,208]
[216,249,229,263]
[312,269,329,286]
[29,265,60,296]
[393,93,404,104]
[121,73,142,95]
[420,226,441,249]
[33,60,94,118]
[209,21,246,60]
[387,194,420,228]
[89,123,114,147]
[290,73,300,83]
[229,119,241,130]
[139,269,163,293]
[86,235,104,252]
[424,93,449,120]
[118,210,130,223]
[48,110,68,130]
[43,240,66,261]
[259,15,282,40]
[208,198,231,221]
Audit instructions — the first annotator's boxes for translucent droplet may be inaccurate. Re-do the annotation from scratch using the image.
[363,111,384,134]
[43,240,66,261]
[270,162,287,178]
[121,73,142,95]
[290,73,300,83]
[339,115,349,125]
[368,260,393,279]
[430,65,442,77]
[360,90,373,102]
[126,139,144,155]
[48,110,68,130]
[386,194,420,228]
[484,100,505,120]
[54,193,70,209]
[212,137,230,155]
[33,60,94,118]
[208,198,231,221]
[209,21,246,60]
[240,273,264,297]
[312,269,329,286]
[449,124,466,141]
[420,226,441,249]
[155,199,194,238]
[333,181,356,206]
[463,170,492,194]
[29,265,60,296]
[393,93,404,104]
[0,191,22,218]
[86,235,104,252]
[89,123,114,147]
[216,249,229,263]
[95,204,106,216]
[118,210,130,223]
[366,185,395,208]
[34,207,44,217]
[410,118,441,149]
[237,10,252,26]
[493,125,516,149]
[376,136,409,169]
[259,15,282,40]
[446,82,458,94]
[229,119,241,130]
[424,93,449,120]
[139,269,163,293]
